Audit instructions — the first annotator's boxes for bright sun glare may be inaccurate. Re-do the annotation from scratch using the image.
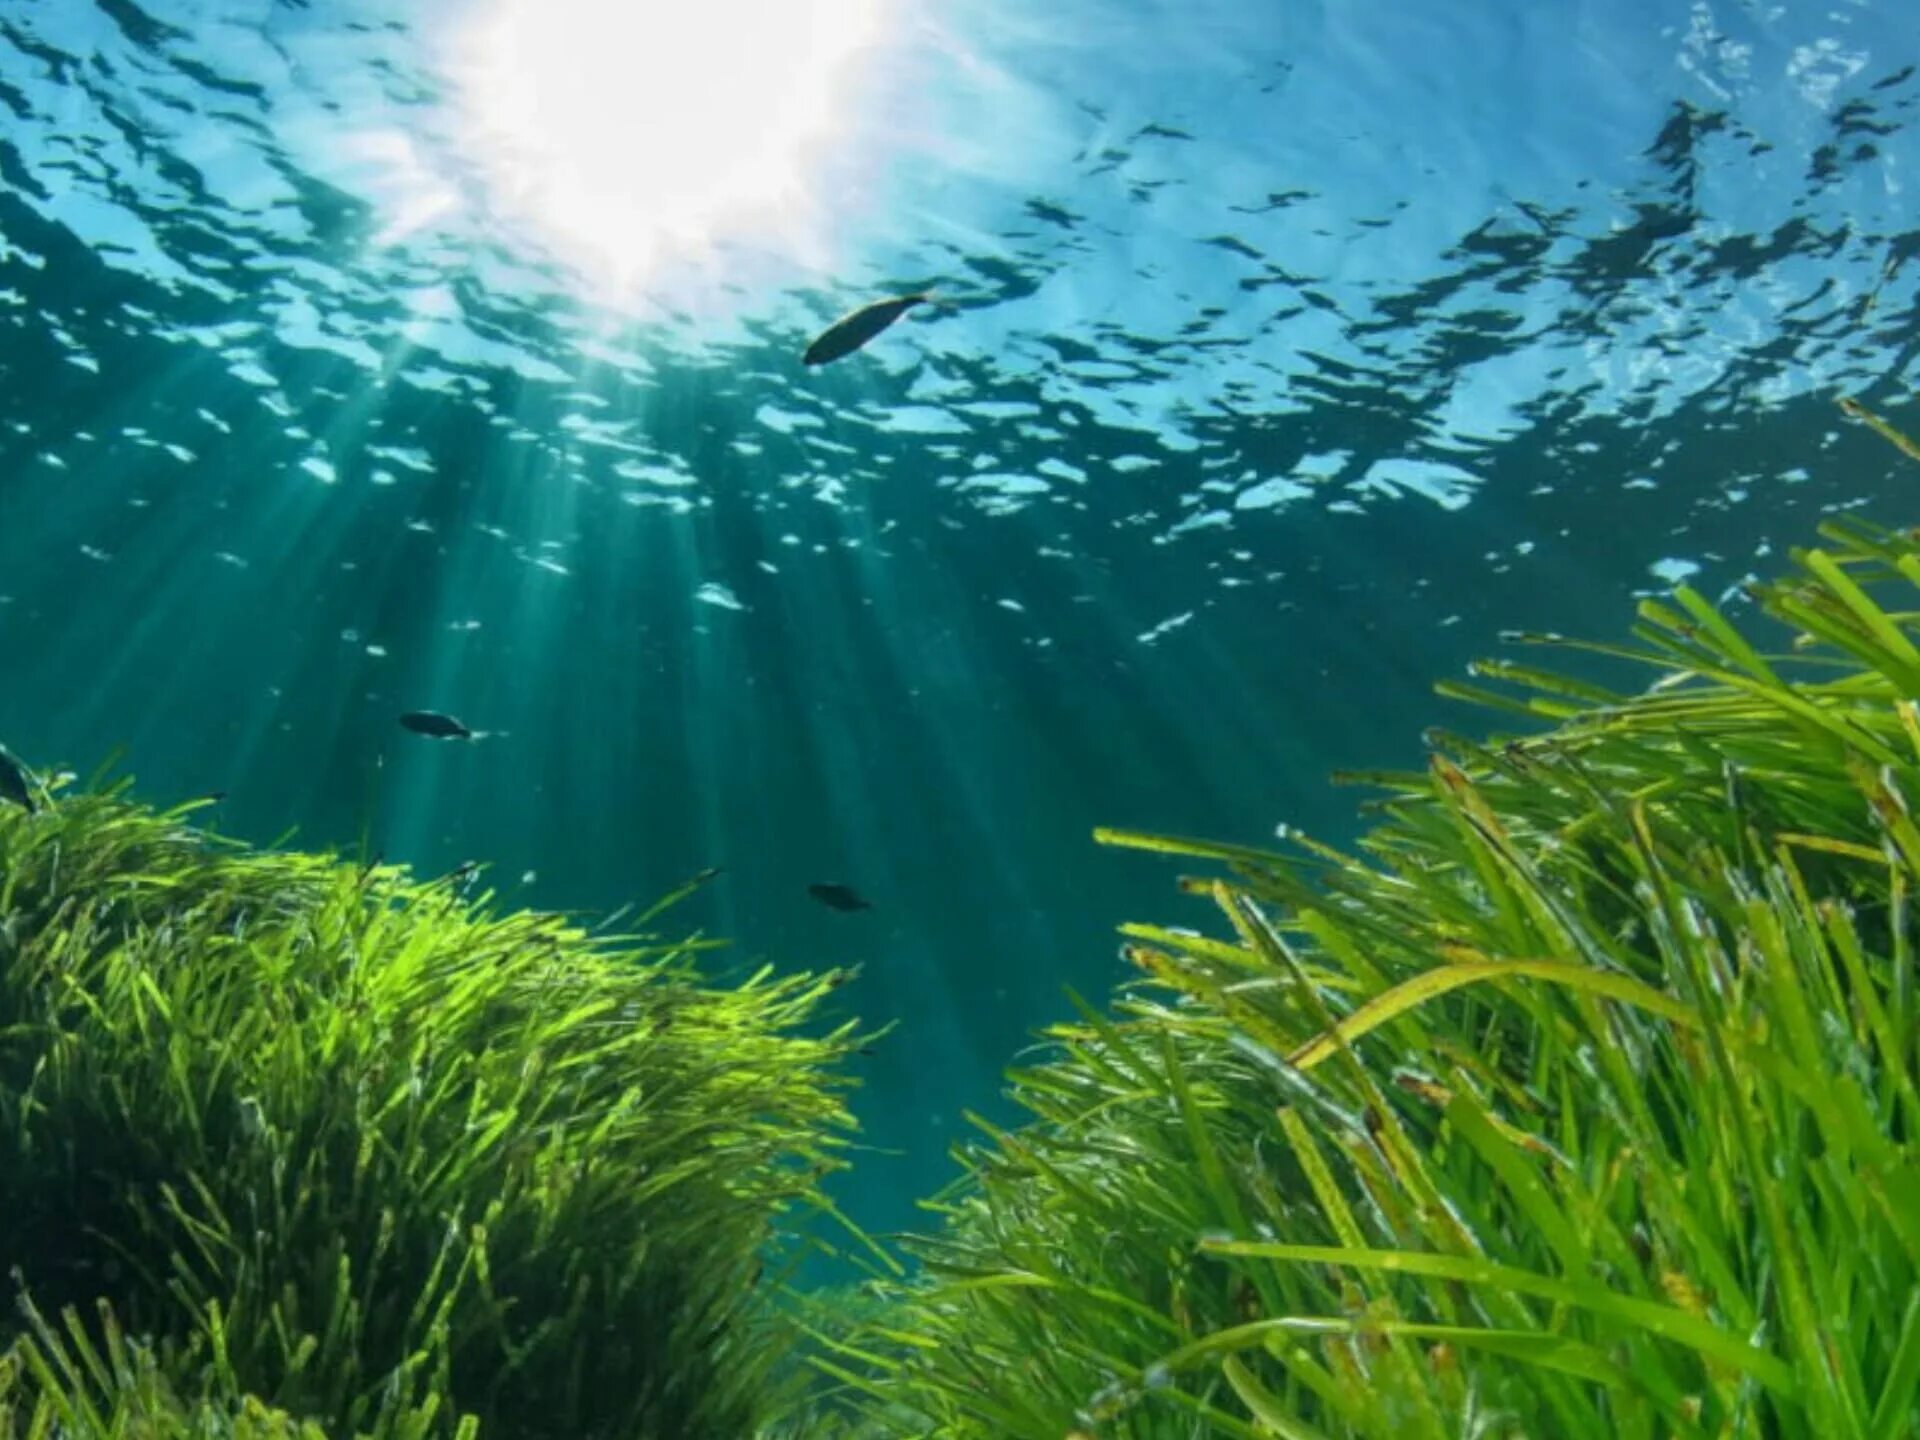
[451,0,886,289]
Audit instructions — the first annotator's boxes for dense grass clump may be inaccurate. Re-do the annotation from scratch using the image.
[825,504,1920,1438]
[0,792,863,1439]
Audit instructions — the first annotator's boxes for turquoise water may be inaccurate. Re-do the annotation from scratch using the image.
[0,0,1915,1245]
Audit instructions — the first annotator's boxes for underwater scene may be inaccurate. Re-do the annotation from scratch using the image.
[3,0,1920,1434]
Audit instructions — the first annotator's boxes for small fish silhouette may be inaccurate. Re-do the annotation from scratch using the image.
[808,883,872,913]
[802,293,933,367]
[400,710,476,740]
[0,746,36,812]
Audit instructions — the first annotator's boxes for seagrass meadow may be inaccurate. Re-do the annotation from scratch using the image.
[0,789,866,1439]
[10,428,1920,1437]
[6,0,1920,1434]
[802,477,1920,1429]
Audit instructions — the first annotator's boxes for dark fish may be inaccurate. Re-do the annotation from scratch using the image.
[0,746,36,812]
[400,710,474,740]
[802,293,932,367]
[808,882,872,912]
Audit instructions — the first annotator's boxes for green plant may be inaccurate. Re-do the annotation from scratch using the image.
[0,1297,339,1439]
[832,453,1920,1430]
[0,789,864,1438]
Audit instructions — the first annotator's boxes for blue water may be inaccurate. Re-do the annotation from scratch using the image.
[0,0,1915,1244]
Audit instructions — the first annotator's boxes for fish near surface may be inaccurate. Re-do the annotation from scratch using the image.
[802,293,933,367]
[400,710,476,740]
[808,882,872,912]
[0,746,35,811]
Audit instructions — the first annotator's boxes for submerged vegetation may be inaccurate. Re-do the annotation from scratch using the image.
[11,411,1920,1436]
[817,463,1920,1429]
[0,791,863,1438]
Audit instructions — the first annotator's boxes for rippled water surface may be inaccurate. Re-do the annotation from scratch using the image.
[1,0,1916,1237]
